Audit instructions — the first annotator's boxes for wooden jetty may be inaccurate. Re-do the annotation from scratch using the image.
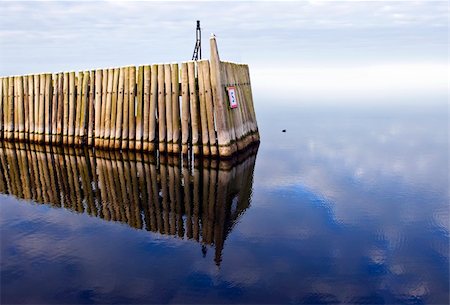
[0,142,258,265]
[0,37,259,158]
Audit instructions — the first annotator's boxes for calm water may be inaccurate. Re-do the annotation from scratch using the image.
[1,103,448,304]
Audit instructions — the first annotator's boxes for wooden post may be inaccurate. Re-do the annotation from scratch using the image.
[62,73,69,145]
[171,63,181,153]
[103,69,113,148]
[37,74,46,143]
[201,60,217,156]
[28,76,35,142]
[79,71,89,145]
[68,72,76,145]
[87,71,95,147]
[114,68,124,149]
[209,36,236,157]
[44,73,52,144]
[94,70,102,147]
[142,65,151,151]
[74,72,84,145]
[164,64,173,153]
[0,77,3,139]
[180,62,190,155]
[149,64,158,151]
[23,76,29,141]
[17,76,25,141]
[13,77,18,140]
[157,64,166,153]
[128,66,136,150]
[109,68,119,149]
[121,67,129,150]
[187,61,200,155]
[197,61,210,156]
[7,77,14,140]
[135,66,144,150]
[98,69,108,147]
[56,73,64,145]
[50,74,58,143]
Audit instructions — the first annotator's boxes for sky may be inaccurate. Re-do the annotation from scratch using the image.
[0,1,448,105]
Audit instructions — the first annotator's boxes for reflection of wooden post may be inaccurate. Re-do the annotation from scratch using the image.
[150,161,162,233]
[182,164,193,238]
[209,37,237,157]
[192,165,200,241]
[160,162,170,234]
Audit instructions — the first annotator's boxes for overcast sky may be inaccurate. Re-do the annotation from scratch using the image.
[0,1,447,104]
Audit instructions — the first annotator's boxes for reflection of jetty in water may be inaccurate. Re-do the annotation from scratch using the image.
[0,142,258,265]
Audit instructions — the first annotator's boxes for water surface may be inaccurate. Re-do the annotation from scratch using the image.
[1,104,448,304]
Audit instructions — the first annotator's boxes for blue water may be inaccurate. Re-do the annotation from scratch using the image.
[1,103,448,304]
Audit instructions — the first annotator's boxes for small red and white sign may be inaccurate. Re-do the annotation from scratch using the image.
[227,86,238,109]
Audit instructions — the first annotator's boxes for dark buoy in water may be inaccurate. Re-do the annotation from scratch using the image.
[282,129,286,132]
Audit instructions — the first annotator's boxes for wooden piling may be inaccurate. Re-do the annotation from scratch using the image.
[142,65,151,151]
[164,64,173,153]
[114,67,125,149]
[87,71,95,147]
[135,66,144,150]
[188,61,200,155]
[149,64,158,151]
[43,74,52,143]
[103,69,113,148]
[79,71,89,145]
[157,64,166,153]
[171,63,180,153]
[62,73,69,145]
[98,69,108,147]
[197,61,210,156]
[0,78,3,139]
[17,76,25,141]
[1,38,258,158]
[23,76,29,141]
[50,74,57,143]
[180,62,190,155]
[121,67,129,150]
[67,72,76,145]
[128,66,136,150]
[209,37,236,157]
[201,60,217,156]
[27,76,34,142]
[109,68,119,149]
